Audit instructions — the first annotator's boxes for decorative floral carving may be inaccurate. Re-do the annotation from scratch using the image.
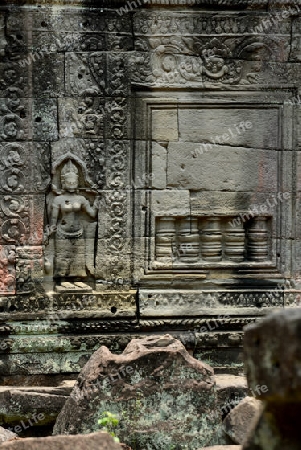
[0,245,15,295]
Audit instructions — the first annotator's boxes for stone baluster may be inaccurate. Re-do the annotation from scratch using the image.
[155,217,176,262]
[225,219,245,262]
[247,217,269,261]
[201,217,222,262]
[178,217,200,263]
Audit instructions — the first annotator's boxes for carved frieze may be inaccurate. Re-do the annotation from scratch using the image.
[0,291,136,316]
[53,291,136,316]
[30,9,132,34]
[140,290,284,317]
[133,13,278,36]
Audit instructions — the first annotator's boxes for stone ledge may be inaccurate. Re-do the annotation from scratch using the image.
[0,0,270,8]
[2,0,299,7]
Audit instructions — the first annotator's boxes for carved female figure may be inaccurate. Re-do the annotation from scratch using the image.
[48,159,98,279]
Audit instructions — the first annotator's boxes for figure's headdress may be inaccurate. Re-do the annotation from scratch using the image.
[61,160,78,189]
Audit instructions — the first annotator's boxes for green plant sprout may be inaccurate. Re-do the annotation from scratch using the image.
[98,411,120,443]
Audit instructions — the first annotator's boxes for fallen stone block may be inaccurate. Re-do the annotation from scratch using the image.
[222,396,262,444]
[243,308,301,450]
[0,386,71,426]
[0,432,122,449]
[54,334,220,449]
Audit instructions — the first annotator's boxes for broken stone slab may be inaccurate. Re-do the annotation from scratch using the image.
[222,396,262,444]
[0,426,17,443]
[0,386,72,425]
[243,309,301,450]
[54,334,220,449]
[0,432,122,450]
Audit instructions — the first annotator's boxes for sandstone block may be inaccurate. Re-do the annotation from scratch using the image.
[222,396,262,444]
[54,335,219,449]
[244,308,301,400]
[0,432,121,450]
[243,309,301,450]
[167,142,277,192]
[178,108,279,149]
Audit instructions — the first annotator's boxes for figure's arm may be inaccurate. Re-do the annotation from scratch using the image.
[51,201,60,227]
[43,199,59,245]
[82,197,98,218]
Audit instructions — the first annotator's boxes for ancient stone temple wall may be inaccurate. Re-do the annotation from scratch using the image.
[1,0,301,379]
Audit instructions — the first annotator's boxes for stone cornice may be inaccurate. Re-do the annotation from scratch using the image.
[0,0,297,9]
[1,0,301,9]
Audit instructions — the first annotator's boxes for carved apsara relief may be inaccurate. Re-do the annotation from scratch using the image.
[44,156,99,283]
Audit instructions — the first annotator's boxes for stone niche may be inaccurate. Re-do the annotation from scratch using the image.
[0,0,301,378]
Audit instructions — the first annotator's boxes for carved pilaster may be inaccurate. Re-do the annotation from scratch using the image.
[155,217,176,262]
[247,217,269,262]
[178,217,200,263]
[201,217,222,262]
[225,220,245,262]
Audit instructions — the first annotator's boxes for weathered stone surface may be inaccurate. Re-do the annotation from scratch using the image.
[0,426,17,443]
[54,335,220,449]
[222,396,262,444]
[0,432,122,450]
[243,309,301,450]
